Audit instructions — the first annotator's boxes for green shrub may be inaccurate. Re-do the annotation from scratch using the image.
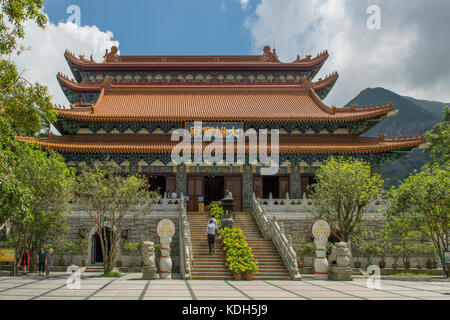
[222,226,259,275]
[123,242,140,252]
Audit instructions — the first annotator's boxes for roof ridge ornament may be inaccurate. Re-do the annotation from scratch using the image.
[103,46,120,63]
[263,45,280,62]
[299,76,313,91]
[101,76,113,92]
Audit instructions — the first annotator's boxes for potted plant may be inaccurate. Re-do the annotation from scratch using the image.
[292,236,306,268]
[79,231,89,267]
[365,241,381,268]
[242,247,258,280]
[303,242,315,268]
[351,239,365,268]
[374,232,388,268]
[411,242,424,269]
[64,241,79,265]
[123,241,140,267]
[391,244,403,269]
[55,237,67,266]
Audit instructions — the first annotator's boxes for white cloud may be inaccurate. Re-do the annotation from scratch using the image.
[240,0,250,9]
[11,19,119,106]
[245,0,450,105]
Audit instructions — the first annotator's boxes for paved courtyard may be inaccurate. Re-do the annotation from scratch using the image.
[0,273,449,300]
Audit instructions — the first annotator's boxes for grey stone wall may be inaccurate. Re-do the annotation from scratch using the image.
[289,162,301,199]
[63,209,181,273]
[242,164,253,212]
[176,164,187,196]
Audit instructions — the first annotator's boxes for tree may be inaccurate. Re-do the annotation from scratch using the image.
[74,164,155,274]
[382,216,420,274]
[386,164,449,277]
[425,106,449,166]
[8,143,73,272]
[0,59,56,135]
[0,1,55,136]
[0,0,47,55]
[0,0,73,275]
[310,156,383,242]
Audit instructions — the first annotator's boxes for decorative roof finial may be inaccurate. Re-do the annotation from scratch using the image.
[101,76,113,92]
[299,75,313,91]
[262,45,280,62]
[103,46,120,63]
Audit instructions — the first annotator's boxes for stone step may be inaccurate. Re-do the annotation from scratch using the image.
[191,274,232,278]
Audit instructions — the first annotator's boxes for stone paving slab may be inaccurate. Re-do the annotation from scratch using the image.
[0,274,448,300]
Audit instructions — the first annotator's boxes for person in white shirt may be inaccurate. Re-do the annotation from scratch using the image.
[206,217,219,254]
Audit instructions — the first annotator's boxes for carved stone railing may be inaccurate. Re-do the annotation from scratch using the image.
[178,194,193,280]
[257,193,388,216]
[251,193,301,280]
[148,194,181,211]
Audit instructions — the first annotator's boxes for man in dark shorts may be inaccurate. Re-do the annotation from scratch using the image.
[206,217,218,254]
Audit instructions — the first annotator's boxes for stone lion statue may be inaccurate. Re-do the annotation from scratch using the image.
[141,241,156,268]
[328,242,351,268]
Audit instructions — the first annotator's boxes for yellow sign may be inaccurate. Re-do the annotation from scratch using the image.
[0,248,15,262]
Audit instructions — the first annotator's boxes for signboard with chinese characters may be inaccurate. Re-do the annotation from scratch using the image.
[157,219,176,238]
[185,122,244,140]
[0,248,15,262]
[311,219,332,239]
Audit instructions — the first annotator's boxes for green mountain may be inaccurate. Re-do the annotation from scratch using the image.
[344,87,446,188]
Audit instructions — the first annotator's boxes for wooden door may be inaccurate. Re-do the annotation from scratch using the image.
[225,176,242,212]
[279,176,290,199]
[301,175,310,198]
[166,175,176,194]
[187,175,203,211]
[253,176,262,199]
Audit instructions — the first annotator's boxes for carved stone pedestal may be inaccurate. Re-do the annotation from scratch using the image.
[328,267,353,281]
[142,267,157,280]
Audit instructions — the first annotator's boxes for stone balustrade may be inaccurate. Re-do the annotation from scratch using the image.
[251,193,302,280]
[178,193,193,280]
[256,193,388,217]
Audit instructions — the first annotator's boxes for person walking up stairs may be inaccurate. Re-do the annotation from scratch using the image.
[188,213,232,280]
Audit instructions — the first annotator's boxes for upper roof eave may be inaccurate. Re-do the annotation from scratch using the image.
[64,49,329,71]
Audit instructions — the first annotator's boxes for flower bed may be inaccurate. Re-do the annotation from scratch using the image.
[209,202,259,277]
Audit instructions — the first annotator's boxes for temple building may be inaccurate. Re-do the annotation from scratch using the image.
[20,45,425,212]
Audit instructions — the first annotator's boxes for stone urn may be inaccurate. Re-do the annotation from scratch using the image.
[221,190,234,229]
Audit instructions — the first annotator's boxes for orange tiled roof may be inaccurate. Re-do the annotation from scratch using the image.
[64,48,329,69]
[57,71,339,93]
[17,134,425,154]
[54,83,394,122]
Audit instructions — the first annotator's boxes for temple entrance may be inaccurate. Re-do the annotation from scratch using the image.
[255,175,290,199]
[92,227,112,264]
[204,176,225,206]
[147,175,166,196]
[145,174,176,197]
[187,174,242,211]
[262,176,279,198]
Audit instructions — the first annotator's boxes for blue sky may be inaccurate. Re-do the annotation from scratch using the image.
[17,1,449,106]
[43,0,257,55]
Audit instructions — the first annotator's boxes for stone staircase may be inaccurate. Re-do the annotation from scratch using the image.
[84,265,104,273]
[187,212,291,280]
[233,212,291,280]
[188,213,233,280]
